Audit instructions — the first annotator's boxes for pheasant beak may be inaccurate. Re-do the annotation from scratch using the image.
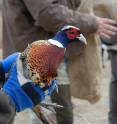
[77,34,87,45]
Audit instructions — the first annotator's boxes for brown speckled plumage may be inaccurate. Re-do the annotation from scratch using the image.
[21,40,65,86]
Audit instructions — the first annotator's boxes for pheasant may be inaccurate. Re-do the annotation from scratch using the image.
[20,25,87,89]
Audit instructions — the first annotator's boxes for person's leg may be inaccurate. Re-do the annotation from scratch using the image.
[108,50,117,124]
[51,63,73,124]
[51,85,73,124]
[0,90,15,124]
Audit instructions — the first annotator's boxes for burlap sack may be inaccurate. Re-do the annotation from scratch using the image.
[67,0,102,103]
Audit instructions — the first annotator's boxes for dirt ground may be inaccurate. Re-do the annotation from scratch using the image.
[0,7,111,124]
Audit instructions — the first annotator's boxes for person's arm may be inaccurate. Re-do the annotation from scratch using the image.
[23,0,98,33]
[3,60,58,111]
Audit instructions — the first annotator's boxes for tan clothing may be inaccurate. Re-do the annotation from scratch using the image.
[2,0,98,57]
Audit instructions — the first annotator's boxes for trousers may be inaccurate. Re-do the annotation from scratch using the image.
[108,50,117,124]
[0,90,15,124]
[51,63,73,124]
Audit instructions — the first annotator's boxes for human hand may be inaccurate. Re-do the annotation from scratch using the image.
[2,64,58,111]
[30,80,58,102]
[95,16,117,39]
[1,52,19,73]
[2,63,32,112]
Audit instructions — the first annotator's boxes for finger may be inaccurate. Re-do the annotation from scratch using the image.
[99,32,111,39]
[102,18,117,25]
[96,28,111,39]
[97,27,116,36]
[103,23,117,32]
[101,28,116,36]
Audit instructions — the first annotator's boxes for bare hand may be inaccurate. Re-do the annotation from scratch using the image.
[95,17,117,39]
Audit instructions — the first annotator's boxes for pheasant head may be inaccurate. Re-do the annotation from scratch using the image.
[50,25,87,48]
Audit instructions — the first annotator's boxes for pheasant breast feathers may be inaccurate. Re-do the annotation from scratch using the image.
[21,40,65,87]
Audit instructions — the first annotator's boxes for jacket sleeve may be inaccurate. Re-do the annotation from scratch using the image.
[23,0,98,33]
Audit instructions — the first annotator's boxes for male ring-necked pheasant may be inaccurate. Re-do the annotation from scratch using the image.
[20,25,87,121]
[20,25,87,89]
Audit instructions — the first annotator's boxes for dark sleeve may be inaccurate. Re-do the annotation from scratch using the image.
[0,63,5,87]
[23,0,98,33]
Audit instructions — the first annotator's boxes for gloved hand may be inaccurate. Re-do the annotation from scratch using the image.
[2,53,58,112]
[22,79,58,106]
[1,52,20,73]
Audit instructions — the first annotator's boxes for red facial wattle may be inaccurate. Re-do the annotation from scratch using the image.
[66,28,80,40]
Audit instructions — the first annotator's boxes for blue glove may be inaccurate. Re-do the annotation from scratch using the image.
[2,54,58,112]
[1,52,19,73]
[26,80,58,104]
[33,79,58,98]
[3,63,34,112]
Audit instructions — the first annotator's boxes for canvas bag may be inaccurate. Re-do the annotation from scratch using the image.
[67,0,102,103]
